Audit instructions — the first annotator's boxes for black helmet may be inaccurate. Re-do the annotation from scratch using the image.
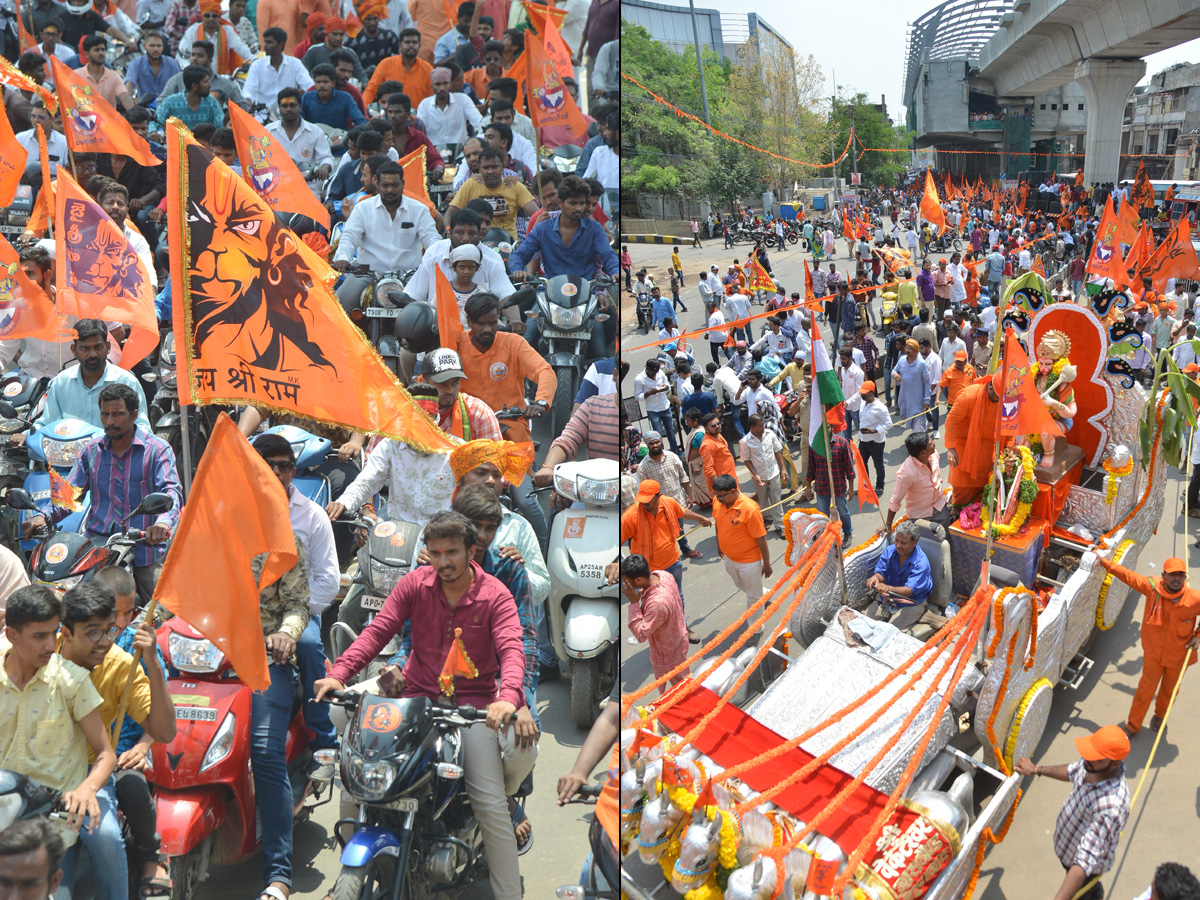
[481,227,513,265]
[394,300,439,354]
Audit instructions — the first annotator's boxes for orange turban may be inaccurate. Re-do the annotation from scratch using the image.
[357,0,387,17]
[306,13,326,33]
[199,0,222,12]
[449,440,535,486]
[325,16,347,33]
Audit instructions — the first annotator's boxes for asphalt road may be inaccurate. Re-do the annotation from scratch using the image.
[619,233,1200,899]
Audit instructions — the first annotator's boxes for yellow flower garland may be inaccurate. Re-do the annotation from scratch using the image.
[656,785,742,897]
[1101,456,1135,506]
[980,446,1036,538]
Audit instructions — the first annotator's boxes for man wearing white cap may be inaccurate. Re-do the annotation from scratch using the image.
[421,347,502,441]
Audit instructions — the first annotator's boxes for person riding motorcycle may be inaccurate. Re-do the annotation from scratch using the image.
[315,511,537,900]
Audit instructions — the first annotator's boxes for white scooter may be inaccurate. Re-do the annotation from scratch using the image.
[545,458,619,727]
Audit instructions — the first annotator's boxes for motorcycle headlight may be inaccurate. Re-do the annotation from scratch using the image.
[43,438,91,469]
[370,559,403,595]
[575,475,619,504]
[199,713,236,773]
[375,277,406,308]
[346,752,396,800]
[168,632,225,673]
[38,575,82,594]
[160,369,178,390]
[289,441,306,462]
[0,417,24,434]
[548,304,584,329]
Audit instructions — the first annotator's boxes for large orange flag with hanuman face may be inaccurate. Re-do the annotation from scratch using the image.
[153,413,298,693]
[165,120,455,453]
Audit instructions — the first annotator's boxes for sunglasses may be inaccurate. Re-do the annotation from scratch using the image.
[266,459,295,472]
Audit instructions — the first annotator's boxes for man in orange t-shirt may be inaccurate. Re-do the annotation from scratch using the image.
[697,411,736,496]
[711,474,772,633]
[457,295,555,445]
[938,351,974,411]
[362,28,434,105]
[620,480,712,642]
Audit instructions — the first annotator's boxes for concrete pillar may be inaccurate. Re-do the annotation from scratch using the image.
[1075,58,1146,186]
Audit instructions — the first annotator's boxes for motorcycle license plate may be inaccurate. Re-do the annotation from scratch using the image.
[176,706,218,722]
[364,307,402,318]
[386,798,418,812]
[361,594,387,611]
[549,330,593,340]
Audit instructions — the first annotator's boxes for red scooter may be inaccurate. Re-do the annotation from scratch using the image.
[148,617,332,900]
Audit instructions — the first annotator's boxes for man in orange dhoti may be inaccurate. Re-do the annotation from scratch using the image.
[943,375,1002,506]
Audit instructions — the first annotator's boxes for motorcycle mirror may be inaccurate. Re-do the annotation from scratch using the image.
[596,313,609,322]
[141,371,159,383]
[4,488,38,511]
[0,400,16,419]
[128,492,174,519]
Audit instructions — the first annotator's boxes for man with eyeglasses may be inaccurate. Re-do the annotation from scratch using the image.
[24,383,183,603]
[266,87,334,198]
[54,582,176,900]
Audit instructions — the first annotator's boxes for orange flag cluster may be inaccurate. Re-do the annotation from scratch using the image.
[229,103,331,230]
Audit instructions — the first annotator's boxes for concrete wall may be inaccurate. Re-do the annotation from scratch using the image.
[913,60,970,136]
[623,0,727,59]
[1031,82,1088,136]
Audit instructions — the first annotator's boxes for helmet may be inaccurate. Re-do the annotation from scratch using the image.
[64,0,91,14]
[394,300,438,354]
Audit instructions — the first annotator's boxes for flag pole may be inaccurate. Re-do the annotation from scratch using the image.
[179,411,193,497]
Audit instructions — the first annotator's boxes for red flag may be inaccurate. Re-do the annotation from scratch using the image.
[153,413,298,692]
[0,109,27,210]
[434,264,464,350]
[1141,216,1200,291]
[229,103,331,230]
[0,232,70,341]
[49,469,82,511]
[51,57,160,167]
[0,55,56,113]
[920,171,945,236]
[524,32,589,143]
[995,329,1064,441]
[438,627,479,697]
[849,440,878,509]
[54,170,158,367]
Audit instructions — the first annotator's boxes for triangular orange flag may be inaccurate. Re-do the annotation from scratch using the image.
[229,103,331,230]
[437,627,479,696]
[1087,195,1119,279]
[398,145,435,213]
[54,169,158,368]
[995,329,1064,441]
[804,258,814,301]
[0,232,70,342]
[628,727,660,755]
[523,0,568,36]
[538,13,575,80]
[920,170,945,236]
[848,440,878,509]
[1113,194,1141,248]
[694,778,718,810]
[0,109,27,210]
[1117,223,1152,289]
[0,55,56,113]
[660,757,692,789]
[166,120,456,452]
[14,0,36,53]
[434,264,464,350]
[524,32,588,143]
[153,413,298,692]
[48,469,82,511]
[504,52,527,116]
[1030,254,1045,277]
[1141,216,1200,291]
[51,57,160,167]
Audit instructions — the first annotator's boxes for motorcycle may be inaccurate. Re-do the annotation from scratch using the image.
[323,691,502,900]
[344,263,417,379]
[149,617,330,900]
[0,372,46,486]
[254,424,337,506]
[0,769,63,832]
[635,289,652,335]
[526,274,612,436]
[544,143,583,174]
[544,458,619,727]
[556,801,623,900]
[4,489,174,602]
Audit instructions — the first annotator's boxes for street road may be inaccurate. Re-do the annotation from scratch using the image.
[619,231,1200,899]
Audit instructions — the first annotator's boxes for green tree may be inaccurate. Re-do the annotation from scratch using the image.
[830,92,909,188]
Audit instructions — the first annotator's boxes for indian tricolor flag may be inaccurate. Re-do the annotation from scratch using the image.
[809,318,846,458]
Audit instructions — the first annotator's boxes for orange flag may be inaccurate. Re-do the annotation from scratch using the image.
[1130,159,1155,212]
[849,440,878,509]
[434,264,464,350]
[54,170,158,368]
[1140,216,1200,291]
[1117,223,1153,289]
[0,110,27,208]
[153,413,298,693]
[437,627,478,696]
[14,0,36,53]
[1087,195,1119,279]
[398,145,435,213]
[920,170,945,236]
[804,258,814,301]
[229,103,331,230]
[992,188,1000,220]
[842,212,855,242]
[48,469,82,511]
[166,121,456,452]
[747,248,775,293]
[524,32,588,143]
[505,53,527,115]
[523,0,568,35]
[1113,195,1140,249]
[0,232,70,342]
[996,329,1064,441]
[0,56,56,113]
[538,13,575,80]
[1016,183,1028,216]
[51,57,160,168]
[1030,254,1045,277]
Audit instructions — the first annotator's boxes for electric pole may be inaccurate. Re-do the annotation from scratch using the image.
[686,0,711,127]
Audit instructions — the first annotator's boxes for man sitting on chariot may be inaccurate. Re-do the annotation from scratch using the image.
[864,520,933,630]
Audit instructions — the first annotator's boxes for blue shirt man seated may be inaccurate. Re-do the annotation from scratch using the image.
[865,520,933,631]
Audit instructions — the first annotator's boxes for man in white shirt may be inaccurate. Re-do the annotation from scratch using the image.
[416,66,482,145]
[906,226,919,258]
[254,433,341,760]
[1018,246,1032,273]
[918,337,943,435]
[332,159,441,312]
[735,367,774,419]
[857,381,892,495]
[752,316,793,364]
[242,26,314,107]
[739,413,785,534]
[1173,323,1199,368]
[582,111,618,191]
[706,265,723,298]
[939,325,967,372]
[725,289,752,342]
[634,358,679,453]
[16,105,67,180]
[705,301,728,365]
[265,88,333,196]
[177,13,254,74]
[837,346,864,438]
[948,253,967,307]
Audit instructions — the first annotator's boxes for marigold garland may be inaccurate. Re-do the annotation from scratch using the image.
[1096,540,1136,630]
[1102,455,1135,506]
[980,446,1037,538]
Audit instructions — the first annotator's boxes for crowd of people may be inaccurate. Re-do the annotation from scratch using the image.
[0,1,625,899]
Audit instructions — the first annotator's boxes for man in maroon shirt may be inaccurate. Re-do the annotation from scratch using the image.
[386,92,445,179]
[316,511,533,900]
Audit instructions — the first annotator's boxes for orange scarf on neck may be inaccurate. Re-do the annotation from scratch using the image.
[1147,577,1187,626]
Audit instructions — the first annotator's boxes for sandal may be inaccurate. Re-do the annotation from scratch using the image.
[139,859,172,899]
[509,799,533,856]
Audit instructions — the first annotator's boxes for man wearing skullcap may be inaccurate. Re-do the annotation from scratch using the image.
[942,374,1003,506]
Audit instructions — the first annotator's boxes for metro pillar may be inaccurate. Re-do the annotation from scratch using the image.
[1075,58,1146,186]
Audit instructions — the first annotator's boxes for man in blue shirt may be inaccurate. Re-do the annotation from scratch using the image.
[573,357,615,409]
[122,30,180,105]
[865,520,933,630]
[300,64,367,138]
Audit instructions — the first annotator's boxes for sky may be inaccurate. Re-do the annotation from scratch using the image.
[669,0,1200,122]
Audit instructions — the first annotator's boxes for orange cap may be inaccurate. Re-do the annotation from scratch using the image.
[1163,557,1187,574]
[1074,725,1130,762]
[636,480,661,504]
[859,381,875,395]
[955,350,968,360]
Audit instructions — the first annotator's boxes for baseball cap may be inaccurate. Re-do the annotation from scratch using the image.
[1074,725,1130,762]
[859,381,875,395]
[665,342,678,352]
[955,350,968,360]
[636,480,661,503]
[1186,364,1200,375]
[1163,557,1188,573]
[424,348,467,383]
